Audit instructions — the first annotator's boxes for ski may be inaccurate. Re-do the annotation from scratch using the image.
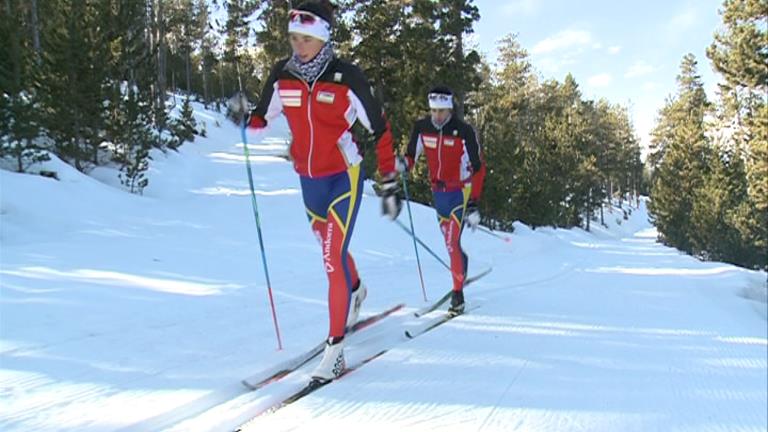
[234,350,388,431]
[241,303,404,390]
[405,304,479,339]
[413,267,492,317]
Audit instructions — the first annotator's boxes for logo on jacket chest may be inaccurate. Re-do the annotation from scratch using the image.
[423,136,438,149]
[316,91,336,104]
[422,135,461,149]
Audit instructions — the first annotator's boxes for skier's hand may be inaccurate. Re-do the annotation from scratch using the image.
[465,200,480,231]
[226,92,250,126]
[379,174,402,220]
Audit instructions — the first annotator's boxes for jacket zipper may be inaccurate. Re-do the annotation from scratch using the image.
[437,127,443,181]
[288,62,331,178]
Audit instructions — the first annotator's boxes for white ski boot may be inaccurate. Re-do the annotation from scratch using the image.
[346,281,368,329]
[311,337,345,383]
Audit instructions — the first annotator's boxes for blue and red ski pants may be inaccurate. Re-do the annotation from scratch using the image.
[300,165,364,339]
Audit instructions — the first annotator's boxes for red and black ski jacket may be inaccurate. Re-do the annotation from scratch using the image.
[405,115,486,201]
[248,57,396,178]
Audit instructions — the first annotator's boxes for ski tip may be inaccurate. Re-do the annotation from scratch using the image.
[404,330,415,339]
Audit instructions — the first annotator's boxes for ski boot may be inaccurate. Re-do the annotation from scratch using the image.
[346,280,368,329]
[448,290,465,316]
[310,337,345,384]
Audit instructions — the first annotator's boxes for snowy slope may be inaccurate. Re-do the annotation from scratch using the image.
[1,102,765,432]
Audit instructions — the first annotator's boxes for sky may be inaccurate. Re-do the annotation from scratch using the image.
[210,1,727,159]
[472,0,725,158]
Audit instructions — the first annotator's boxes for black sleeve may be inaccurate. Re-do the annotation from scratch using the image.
[463,122,483,172]
[406,121,422,160]
[344,63,389,141]
[250,60,286,123]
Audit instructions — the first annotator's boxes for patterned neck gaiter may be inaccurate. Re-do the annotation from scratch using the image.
[287,43,334,83]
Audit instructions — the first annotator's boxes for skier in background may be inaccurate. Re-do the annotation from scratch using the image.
[401,85,486,315]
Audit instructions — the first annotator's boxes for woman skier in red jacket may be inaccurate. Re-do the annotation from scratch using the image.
[228,0,402,384]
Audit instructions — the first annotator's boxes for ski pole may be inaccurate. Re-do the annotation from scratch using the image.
[477,225,513,243]
[400,173,428,302]
[395,220,480,288]
[393,219,449,271]
[394,219,477,286]
[233,44,282,350]
[241,122,283,351]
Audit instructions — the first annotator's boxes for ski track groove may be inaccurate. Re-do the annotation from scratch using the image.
[121,308,410,432]
[124,264,571,431]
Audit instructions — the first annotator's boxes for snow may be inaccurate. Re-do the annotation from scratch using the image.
[1,101,766,432]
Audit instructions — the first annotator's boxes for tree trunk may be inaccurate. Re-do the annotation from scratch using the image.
[202,60,209,106]
[156,0,167,112]
[185,45,191,93]
[17,140,24,173]
[608,180,613,212]
[6,0,21,90]
[30,0,41,60]
[600,185,605,226]
[453,28,465,119]
[218,62,226,105]
[146,0,156,106]
[586,188,591,231]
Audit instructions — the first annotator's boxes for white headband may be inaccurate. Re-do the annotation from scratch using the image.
[288,10,331,42]
[428,93,453,109]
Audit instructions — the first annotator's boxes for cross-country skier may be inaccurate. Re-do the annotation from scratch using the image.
[402,85,486,315]
[226,0,402,384]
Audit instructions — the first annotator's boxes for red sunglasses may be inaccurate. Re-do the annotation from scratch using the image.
[289,10,318,25]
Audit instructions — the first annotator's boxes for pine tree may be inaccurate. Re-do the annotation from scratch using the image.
[691,144,752,265]
[38,0,109,171]
[0,0,48,172]
[169,96,198,149]
[471,34,540,228]
[223,0,259,95]
[706,0,767,269]
[113,88,153,194]
[98,0,158,191]
[648,54,711,253]
[150,0,169,124]
[253,0,292,78]
[431,0,481,119]
[196,0,216,105]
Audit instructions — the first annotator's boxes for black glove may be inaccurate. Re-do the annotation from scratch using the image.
[226,92,249,125]
[465,199,480,230]
[379,174,402,220]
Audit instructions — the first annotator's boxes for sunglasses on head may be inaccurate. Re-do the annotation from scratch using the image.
[289,9,318,25]
[428,93,452,102]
